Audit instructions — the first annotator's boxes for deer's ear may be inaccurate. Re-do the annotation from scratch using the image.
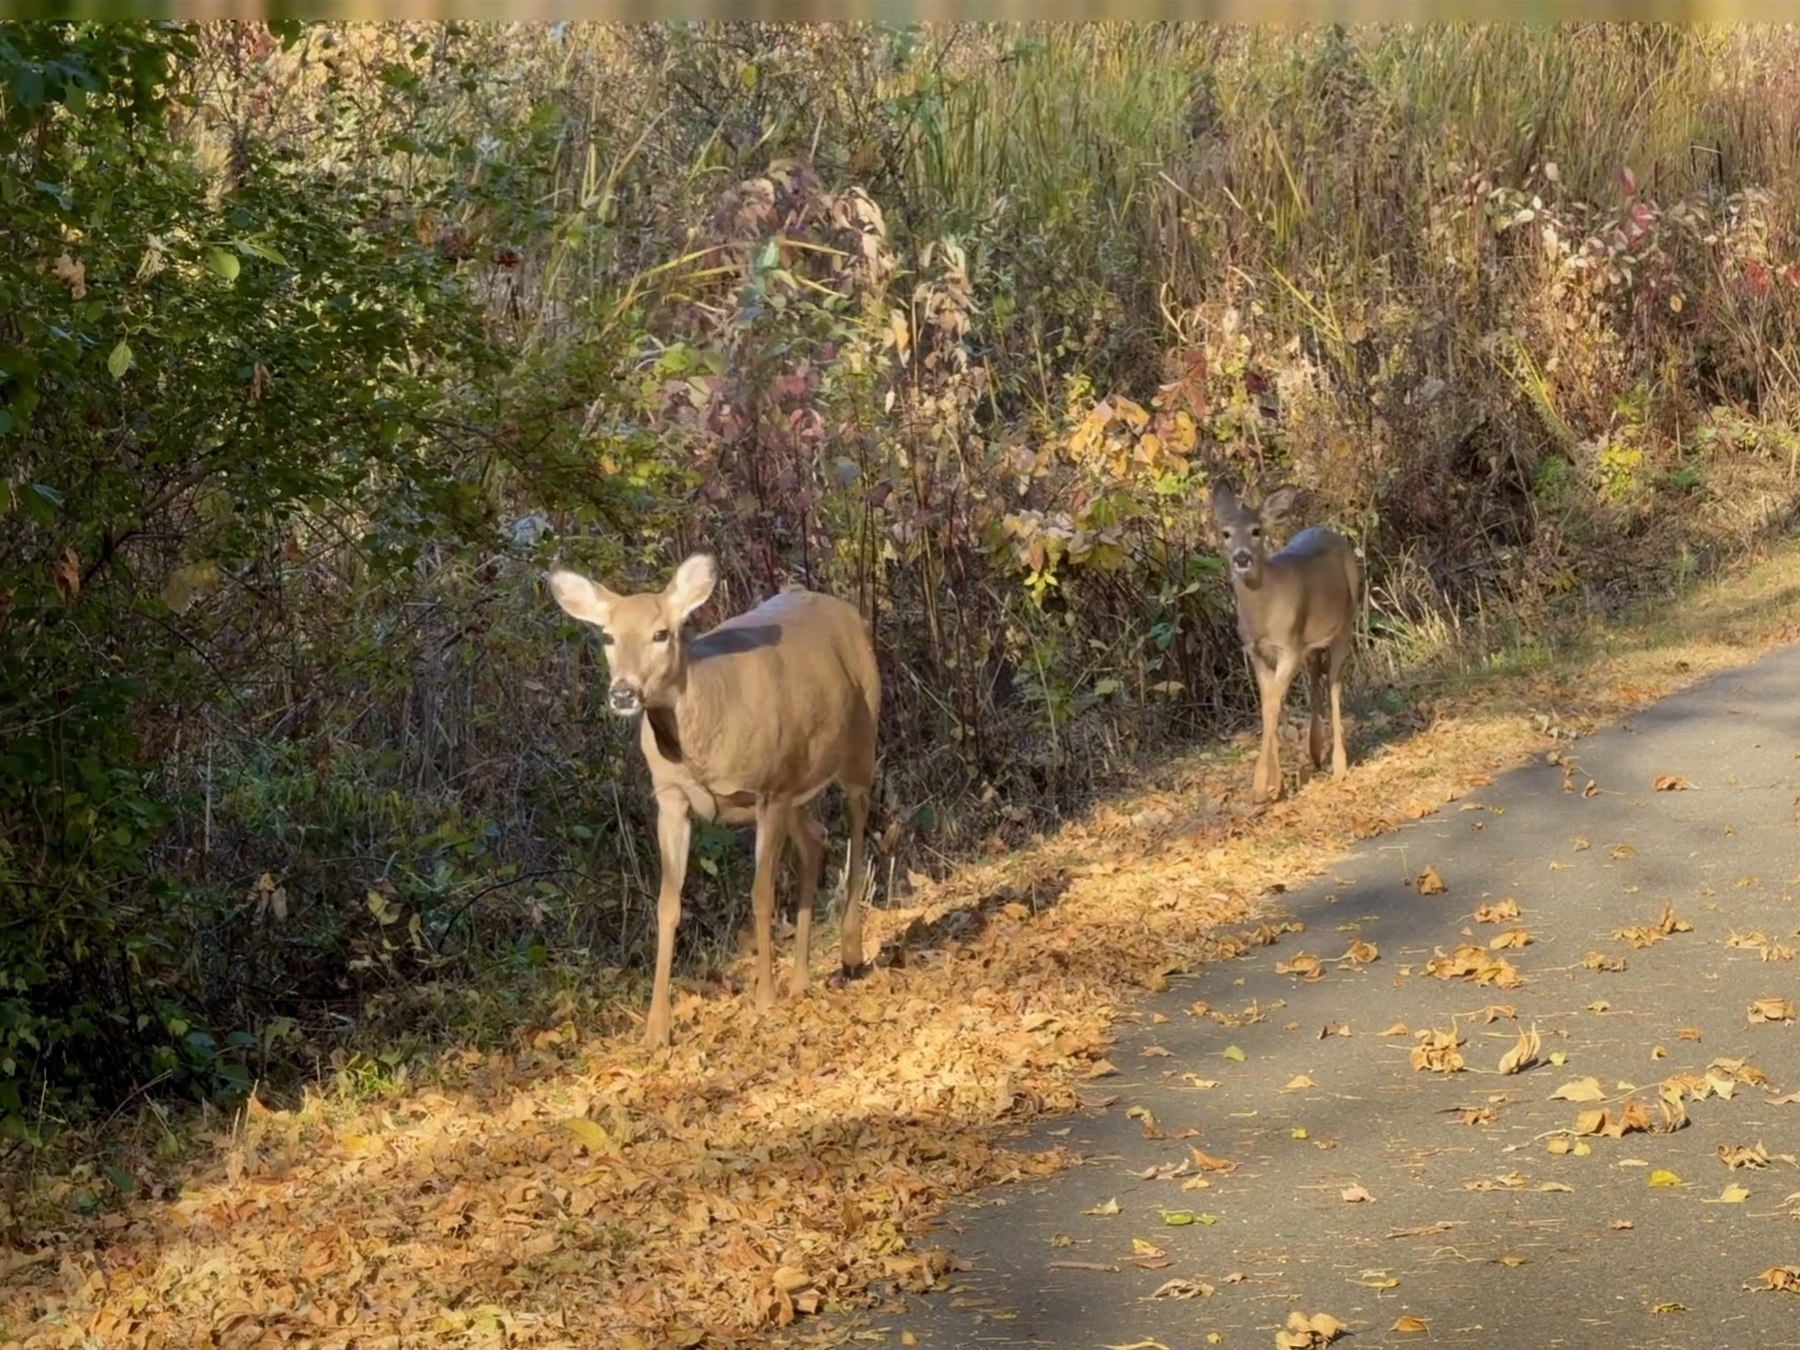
[665,553,717,625]
[548,570,618,628]
[1259,486,1304,522]
[1208,478,1240,523]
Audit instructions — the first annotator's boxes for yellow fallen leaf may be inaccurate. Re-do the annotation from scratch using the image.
[1392,1315,1429,1333]
[1086,1197,1122,1216]
[1714,1183,1751,1203]
[1649,1169,1683,1187]
[1283,1074,1317,1091]
[1416,865,1448,895]
[565,1117,612,1153]
[1653,774,1694,791]
[1551,1077,1605,1103]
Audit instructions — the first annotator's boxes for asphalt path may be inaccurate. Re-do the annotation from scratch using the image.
[898,641,1800,1350]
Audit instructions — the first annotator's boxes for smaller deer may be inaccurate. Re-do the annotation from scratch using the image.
[548,555,880,1048]
[1209,480,1360,803]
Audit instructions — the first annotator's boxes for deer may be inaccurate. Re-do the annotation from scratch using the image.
[1209,480,1360,803]
[547,554,880,1049]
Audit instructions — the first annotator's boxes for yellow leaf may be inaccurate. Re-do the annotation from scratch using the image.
[1648,1169,1682,1187]
[565,1117,611,1153]
[1715,1183,1751,1204]
[1416,865,1448,895]
[1392,1315,1429,1333]
[1551,1076,1606,1102]
[1086,1197,1121,1216]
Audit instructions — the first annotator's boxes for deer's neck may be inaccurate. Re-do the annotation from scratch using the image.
[645,658,723,768]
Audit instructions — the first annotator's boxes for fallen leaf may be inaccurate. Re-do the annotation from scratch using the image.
[1677,1027,1702,1042]
[1584,951,1628,972]
[1379,1022,1409,1037]
[1048,1259,1118,1272]
[1148,1276,1212,1299]
[1141,1044,1173,1058]
[1489,927,1531,950]
[1188,1146,1235,1172]
[1275,952,1324,980]
[1611,1219,1634,1230]
[1497,1023,1541,1076]
[1648,1169,1682,1187]
[1085,1197,1122,1216]
[1274,1310,1346,1349]
[1551,1077,1606,1102]
[1650,1301,1687,1314]
[1608,842,1637,861]
[1416,865,1448,895]
[1341,938,1378,965]
[1410,1025,1466,1074]
[1750,1266,1800,1292]
[1718,1143,1771,1170]
[1749,997,1797,1024]
[1391,1315,1429,1333]
[565,1117,612,1153]
[1473,897,1521,923]
[1282,1075,1317,1092]
[1340,1184,1374,1203]
[1653,774,1694,791]
[1222,1045,1246,1062]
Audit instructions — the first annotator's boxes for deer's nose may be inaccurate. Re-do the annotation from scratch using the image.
[607,680,644,715]
[1231,549,1253,570]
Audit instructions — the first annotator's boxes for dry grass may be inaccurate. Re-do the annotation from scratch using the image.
[8,532,1800,1347]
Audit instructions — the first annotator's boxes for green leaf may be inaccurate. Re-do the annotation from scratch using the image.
[1222,1044,1246,1062]
[206,248,241,282]
[24,483,61,527]
[13,68,45,109]
[106,340,132,379]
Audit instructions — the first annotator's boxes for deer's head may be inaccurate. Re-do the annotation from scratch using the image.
[548,554,717,716]
[1209,481,1301,589]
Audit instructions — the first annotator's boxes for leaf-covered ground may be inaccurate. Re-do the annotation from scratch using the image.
[9,548,1800,1349]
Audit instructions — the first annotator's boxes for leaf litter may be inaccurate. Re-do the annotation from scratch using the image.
[13,576,1800,1346]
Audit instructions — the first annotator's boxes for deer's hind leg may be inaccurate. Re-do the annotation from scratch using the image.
[1307,649,1328,770]
[1326,630,1351,781]
[785,800,826,998]
[749,798,789,1013]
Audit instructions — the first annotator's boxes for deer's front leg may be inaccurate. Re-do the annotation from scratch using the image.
[1253,649,1301,803]
[750,798,788,1013]
[646,790,693,1049]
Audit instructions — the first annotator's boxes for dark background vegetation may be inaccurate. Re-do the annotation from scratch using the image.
[6,19,1800,1134]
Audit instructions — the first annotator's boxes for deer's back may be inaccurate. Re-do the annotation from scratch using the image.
[643,587,879,808]
[1240,527,1358,655]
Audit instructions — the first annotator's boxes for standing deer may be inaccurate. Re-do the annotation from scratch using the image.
[1209,481,1360,803]
[548,555,880,1049]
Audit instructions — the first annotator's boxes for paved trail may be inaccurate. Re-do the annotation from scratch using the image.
[898,642,1800,1349]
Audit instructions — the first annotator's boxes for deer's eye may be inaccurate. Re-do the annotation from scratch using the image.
[652,628,671,644]
[1250,526,1262,538]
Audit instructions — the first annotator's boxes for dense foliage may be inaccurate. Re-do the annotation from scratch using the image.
[5,20,1800,1128]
